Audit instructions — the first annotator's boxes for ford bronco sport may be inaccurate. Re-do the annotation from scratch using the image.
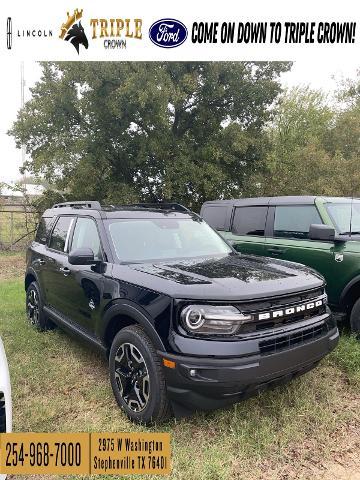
[201,196,360,333]
[25,201,338,423]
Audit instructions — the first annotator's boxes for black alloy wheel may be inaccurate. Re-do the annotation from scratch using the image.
[114,342,150,412]
[25,281,54,331]
[109,325,171,424]
[27,287,40,326]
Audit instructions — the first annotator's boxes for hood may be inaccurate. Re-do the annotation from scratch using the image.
[112,253,324,301]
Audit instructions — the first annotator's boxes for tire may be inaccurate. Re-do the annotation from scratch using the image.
[109,325,172,424]
[350,297,360,335]
[26,281,54,331]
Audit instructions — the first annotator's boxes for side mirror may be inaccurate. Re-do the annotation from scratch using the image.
[68,248,99,265]
[309,224,335,242]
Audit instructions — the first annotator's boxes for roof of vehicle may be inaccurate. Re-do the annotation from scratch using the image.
[43,201,198,219]
[201,196,360,208]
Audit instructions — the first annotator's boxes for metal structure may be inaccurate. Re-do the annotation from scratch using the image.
[0,202,36,250]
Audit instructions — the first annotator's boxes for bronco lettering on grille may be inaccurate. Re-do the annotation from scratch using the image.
[257,299,325,321]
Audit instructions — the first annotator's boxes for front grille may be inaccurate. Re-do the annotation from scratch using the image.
[235,288,324,313]
[240,304,327,333]
[259,322,327,355]
[0,392,6,433]
[237,288,327,334]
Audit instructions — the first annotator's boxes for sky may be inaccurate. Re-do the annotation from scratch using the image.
[1,59,359,185]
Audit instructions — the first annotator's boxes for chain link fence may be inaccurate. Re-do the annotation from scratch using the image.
[0,202,37,250]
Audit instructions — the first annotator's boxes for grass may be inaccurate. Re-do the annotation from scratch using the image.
[0,253,359,479]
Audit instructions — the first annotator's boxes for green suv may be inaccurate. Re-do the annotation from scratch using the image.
[200,196,360,333]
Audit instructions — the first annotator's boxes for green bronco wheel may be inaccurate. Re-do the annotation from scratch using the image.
[350,297,360,335]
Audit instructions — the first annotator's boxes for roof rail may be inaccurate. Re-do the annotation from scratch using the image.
[51,201,193,214]
[52,201,102,210]
[129,203,191,213]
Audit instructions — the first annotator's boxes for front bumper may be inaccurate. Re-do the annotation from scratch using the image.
[160,321,339,415]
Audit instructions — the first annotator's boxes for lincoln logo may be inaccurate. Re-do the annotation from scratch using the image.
[257,298,325,321]
[7,17,12,49]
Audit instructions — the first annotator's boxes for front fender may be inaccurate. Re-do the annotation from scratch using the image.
[340,274,360,307]
[100,300,166,351]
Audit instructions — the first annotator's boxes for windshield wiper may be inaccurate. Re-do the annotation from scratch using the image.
[339,231,360,235]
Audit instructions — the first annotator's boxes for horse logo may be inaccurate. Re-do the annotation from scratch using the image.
[59,9,89,54]
[65,21,88,54]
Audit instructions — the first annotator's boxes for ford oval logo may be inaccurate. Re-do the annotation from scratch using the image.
[149,18,187,48]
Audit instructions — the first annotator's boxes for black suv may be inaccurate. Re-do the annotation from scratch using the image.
[26,201,339,424]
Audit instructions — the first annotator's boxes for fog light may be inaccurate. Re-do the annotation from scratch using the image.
[189,369,196,377]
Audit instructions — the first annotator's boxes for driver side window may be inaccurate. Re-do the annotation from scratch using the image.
[274,206,322,240]
[71,217,102,260]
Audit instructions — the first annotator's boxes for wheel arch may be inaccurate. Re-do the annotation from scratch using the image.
[25,269,38,291]
[340,275,360,313]
[101,302,166,353]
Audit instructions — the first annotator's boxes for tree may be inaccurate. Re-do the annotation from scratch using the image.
[247,76,360,198]
[9,61,291,210]
[325,72,360,196]
[246,87,335,197]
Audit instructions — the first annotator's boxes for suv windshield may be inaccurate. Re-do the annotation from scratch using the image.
[326,201,360,234]
[106,217,232,262]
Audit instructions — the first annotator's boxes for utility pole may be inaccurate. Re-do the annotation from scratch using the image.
[20,61,26,194]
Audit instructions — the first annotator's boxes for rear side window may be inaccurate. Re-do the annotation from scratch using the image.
[49,216,74,252]
[35,217,53,245]
[201,206,228,230]
[274,206,322,239]
[231,206,268,236]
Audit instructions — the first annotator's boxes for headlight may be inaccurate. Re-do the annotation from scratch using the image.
[180,305,253,335]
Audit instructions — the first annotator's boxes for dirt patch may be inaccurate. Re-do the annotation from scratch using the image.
[252,389,360,480]
[0,251,26,280]
[312,429,360,480]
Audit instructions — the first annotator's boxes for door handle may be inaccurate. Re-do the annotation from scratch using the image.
[59,267,71,276]
[267,247,285,255]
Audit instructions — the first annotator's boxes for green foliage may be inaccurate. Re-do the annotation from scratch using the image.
[9,62,291,210]
[248,73,360,198]
[246,87,334,196]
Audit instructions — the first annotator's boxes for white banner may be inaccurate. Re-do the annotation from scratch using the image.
[2,0,359,61]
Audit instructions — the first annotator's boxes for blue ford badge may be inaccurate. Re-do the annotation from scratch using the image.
[149,18,188,48]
